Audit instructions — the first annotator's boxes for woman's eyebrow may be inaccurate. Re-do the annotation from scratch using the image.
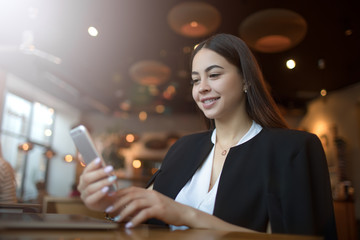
[192,65,224,75]
[205,65,224,72]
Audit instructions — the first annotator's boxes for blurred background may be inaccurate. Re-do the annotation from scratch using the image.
[0,0,359,238]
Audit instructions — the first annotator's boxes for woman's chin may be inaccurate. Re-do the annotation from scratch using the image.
[202,111,217,120]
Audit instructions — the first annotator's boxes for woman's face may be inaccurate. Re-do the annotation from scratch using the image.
[191,48,246,120]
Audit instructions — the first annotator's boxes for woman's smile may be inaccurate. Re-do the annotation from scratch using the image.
[201,97,220,109]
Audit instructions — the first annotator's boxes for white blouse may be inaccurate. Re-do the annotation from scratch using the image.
[172,121,262,229]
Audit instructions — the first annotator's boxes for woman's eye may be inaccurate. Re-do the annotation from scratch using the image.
[209,73,220,78]
[190,79,200,85]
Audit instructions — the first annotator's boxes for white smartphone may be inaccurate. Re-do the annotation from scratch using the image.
[70,125,117,191]
[70,125,103,166]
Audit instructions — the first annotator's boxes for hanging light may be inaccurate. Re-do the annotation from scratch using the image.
[64,154,74,163]
[239,8,307,53]
[18,142,33,152]
[132,160,142,169]
[129,60,171,86]
[44,148,56,159]
[167,2,221,38]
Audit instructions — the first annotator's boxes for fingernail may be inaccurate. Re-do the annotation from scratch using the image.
[105,205,114,213]
[94,158,101,165]
[125,222,133,228]
[107,175,117,182]
[113,215,122,222]
[104,165,114,173]
[101,186,109,193]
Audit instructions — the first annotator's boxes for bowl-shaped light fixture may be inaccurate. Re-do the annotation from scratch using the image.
[167,2,221,38]
[239,8,307,53]
[129,60,171,86]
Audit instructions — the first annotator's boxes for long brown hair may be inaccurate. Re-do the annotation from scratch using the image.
[191,33,288,129]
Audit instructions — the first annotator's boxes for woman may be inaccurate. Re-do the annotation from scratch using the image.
[0,155,17,203]
[78,33,336,239]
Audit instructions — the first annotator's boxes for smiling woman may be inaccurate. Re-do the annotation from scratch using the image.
[191,49,246,121]
[77,33,337,240]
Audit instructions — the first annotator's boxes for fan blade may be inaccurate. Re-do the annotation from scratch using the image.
[23,47,62,64]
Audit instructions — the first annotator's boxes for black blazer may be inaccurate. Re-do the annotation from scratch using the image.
[147,128,337,240]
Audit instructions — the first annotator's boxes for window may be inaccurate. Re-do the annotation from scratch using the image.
[1,92,55,202]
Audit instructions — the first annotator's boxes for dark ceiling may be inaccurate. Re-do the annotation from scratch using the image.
[0,0,359,117]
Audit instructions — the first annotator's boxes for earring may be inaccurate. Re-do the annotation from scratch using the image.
[244,88,248,93]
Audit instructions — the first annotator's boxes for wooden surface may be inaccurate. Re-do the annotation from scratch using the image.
[0,223,323,240]
[333,200,358,240]
[42,196,104,219]
[0,203,41,213]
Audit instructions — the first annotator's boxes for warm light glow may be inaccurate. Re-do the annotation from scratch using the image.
[312,120,328,137]
[126,134,135,143]
[64,154,74,163]
[88,26,99,37]
[139,111,147,121]
[155,104,165,114]
[345,29,353,36]
[320,89,327,97]
[22,143,30,151]
[45,149,55,159]
[163,85,176,100]
[167,85,176,94]
[151,168,158,175]
[194,44,199,50]
[132,160,142,169]
[119,101,131,111]
[190,21,199,27]
[79,161,86,167]
[44,129,52,137]
[255,35,291,53]
[18,142,33,152]
[286,59,296,69]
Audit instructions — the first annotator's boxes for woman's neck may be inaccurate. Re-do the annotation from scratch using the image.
[214,114,253,147]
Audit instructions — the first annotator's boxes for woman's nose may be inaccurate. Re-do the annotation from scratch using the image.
[198,80,210,93]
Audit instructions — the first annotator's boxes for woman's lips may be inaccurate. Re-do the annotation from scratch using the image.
[201,97,220,109]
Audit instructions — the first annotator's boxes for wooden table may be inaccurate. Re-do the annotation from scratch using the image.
[0,224,323,240]
[0,203,41,213]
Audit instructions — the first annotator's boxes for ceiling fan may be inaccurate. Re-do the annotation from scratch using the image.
[0,30,62,65]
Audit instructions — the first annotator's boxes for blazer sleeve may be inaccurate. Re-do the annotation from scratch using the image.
[279,133,337,240]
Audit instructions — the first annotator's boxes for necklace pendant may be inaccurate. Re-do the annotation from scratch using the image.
[221,150,227,156]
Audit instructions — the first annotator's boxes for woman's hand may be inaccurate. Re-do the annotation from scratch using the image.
[105,186,256,233]
[77,157,118,212]
[105,187,193,228]
[78,159,255,232]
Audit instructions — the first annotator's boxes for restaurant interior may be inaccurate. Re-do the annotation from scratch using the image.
[0,0,359,239]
